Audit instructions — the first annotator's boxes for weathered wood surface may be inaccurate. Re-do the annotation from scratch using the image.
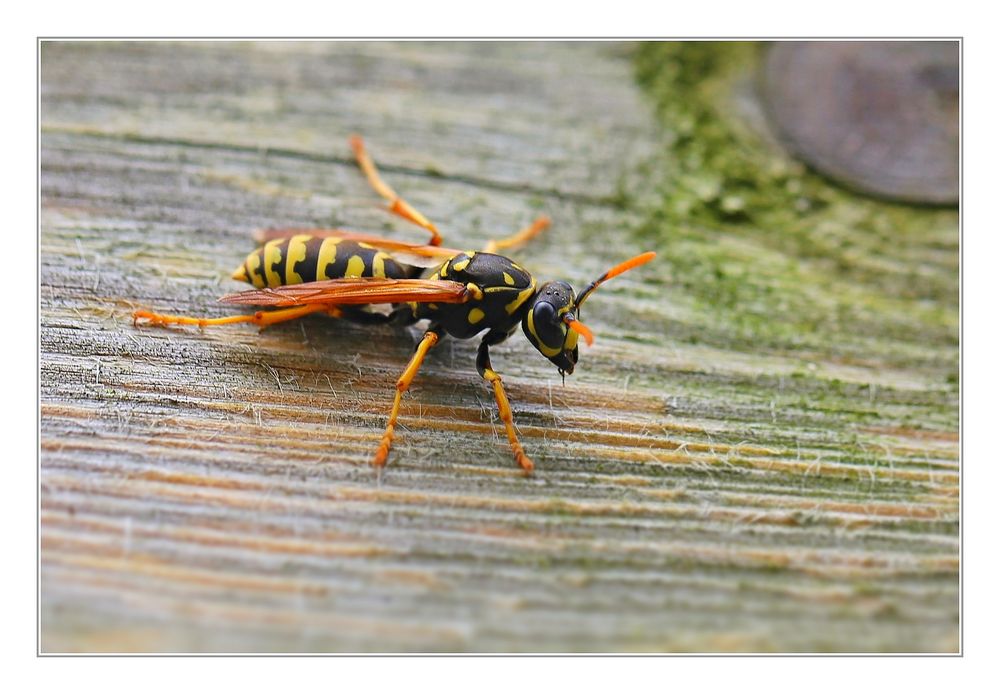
[40,41,959,653]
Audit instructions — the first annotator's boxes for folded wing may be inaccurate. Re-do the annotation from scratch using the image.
[218,277,472,308]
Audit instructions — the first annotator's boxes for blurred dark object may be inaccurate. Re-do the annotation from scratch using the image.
[761,41,959,205]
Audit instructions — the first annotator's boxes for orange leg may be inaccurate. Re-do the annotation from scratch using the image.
[372,330,440,468]
[476,337,534,474]
[133,304,342,330]
[482,369,534,475]
[483,215,551,254]
[349,135,442,246]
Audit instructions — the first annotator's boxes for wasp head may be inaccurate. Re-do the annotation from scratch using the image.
[522,281,585,377]
[521,251,656,379]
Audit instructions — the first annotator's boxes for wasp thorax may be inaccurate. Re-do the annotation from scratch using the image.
[522,280,581,375]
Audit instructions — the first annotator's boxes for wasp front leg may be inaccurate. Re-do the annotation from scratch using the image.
[482,216,550,254]
[476,331,534,475]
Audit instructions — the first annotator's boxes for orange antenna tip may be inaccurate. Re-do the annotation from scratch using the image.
[565,318,594,347]
[604,251,657,281]
[575,250,657,308]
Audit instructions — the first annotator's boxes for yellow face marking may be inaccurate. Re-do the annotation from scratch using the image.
[263,240,284,287]
[467,307,486,324]
[284,234,312,285]
[564,328,579,351]
[555,304,577,348]
[316,237,340,280]
[246,252,265,288]
[505,279,537,315]
[502,272,515,286]
[372,251,389,278]
[345,255,366,278]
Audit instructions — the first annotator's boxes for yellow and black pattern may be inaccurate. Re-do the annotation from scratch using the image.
[415,251,536,339]
[232,236,408,288]
[132,132,658,476]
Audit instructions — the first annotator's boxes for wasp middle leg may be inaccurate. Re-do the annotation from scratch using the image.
[372,328,441,468]
[350,135,442,247]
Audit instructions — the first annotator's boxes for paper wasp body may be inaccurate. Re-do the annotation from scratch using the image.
[134,136,655,474]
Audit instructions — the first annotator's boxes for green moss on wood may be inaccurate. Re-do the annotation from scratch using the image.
[630,42,958,444]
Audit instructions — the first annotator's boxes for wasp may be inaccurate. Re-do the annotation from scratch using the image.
[134,136,655,474]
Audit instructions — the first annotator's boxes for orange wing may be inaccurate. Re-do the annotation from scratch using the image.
[253,227,462,268]
[218,277,472,308]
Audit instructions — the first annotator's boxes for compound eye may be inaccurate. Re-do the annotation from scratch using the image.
[531,301,565,349]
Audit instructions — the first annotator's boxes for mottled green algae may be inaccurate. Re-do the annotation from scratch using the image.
[631,43,958,435]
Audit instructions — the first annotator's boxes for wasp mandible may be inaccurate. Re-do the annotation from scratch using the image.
[134,136,655,474]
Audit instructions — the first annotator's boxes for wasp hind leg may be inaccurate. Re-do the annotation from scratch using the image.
[476,332,535,475]
[372,328,441,469]
[133,304,342,330]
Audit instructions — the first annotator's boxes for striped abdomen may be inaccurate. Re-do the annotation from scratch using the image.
[232,235,409,288]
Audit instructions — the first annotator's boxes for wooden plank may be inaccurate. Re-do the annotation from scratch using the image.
[40,41,958,653]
